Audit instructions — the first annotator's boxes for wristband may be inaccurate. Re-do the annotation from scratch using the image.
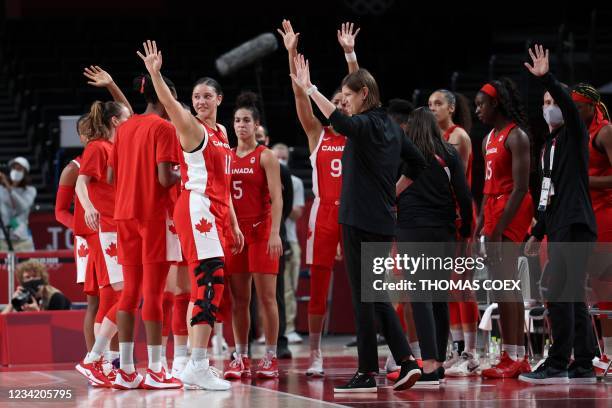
[345,51,357,62]
[306,85,318,96]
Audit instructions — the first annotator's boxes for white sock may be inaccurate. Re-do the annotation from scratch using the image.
[148,345,162,372]
[517,346,526,359]
[464,331,477,354]
[309,332,322,351]
[604,337,612,359]
[409,342,421,360]
[265,345,277,358]
[450,329,464,342]
[85,336,111,364]
[236,344,248,356]
[192,347,207,362]
[174,344,188,359]
[503,344,517,360]
[214,322,223,336]
[104,350,119,362]
[120,342,135,374]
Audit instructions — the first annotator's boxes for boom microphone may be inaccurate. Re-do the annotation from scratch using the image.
[215,33,278,76]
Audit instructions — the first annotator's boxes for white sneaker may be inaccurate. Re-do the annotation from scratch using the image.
[212,335,229,356]
[384,354,399,373]
[306,350,324,377]
[113,369,144,390]
[179,359,231,391]
[171,356,188,379]
[286,331,303,344]
[445,352,480,377]
[443,350,460,369]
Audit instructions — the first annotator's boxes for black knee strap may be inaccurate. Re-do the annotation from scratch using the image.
[194,258,224,287]
[191,300,219,326]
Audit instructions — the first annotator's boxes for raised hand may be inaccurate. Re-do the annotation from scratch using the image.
[83,66,114,88]
[289,54,313,91]
[137,40,163,75]
[276,19,300,52]
[337,22,360,53]
[524,44,549,77]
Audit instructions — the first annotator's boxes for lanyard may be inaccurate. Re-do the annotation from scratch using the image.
[540,137,557,176]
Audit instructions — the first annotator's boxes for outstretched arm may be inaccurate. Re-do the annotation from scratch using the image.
[137,40,203,151]
[337,22,360,74]
[83,66,134,116]
[277,19,323,153]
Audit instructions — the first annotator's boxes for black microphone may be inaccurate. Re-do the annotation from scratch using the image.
[215,33,278,76]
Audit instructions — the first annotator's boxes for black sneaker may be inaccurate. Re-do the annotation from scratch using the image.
[518,361,569,385]
[415,369,440,385]
[393,359,421,391]
[436,366,445,380]
[334,372,377,393]
[568,363,596,384]
[345,338,357,348]
[277,345,292,359]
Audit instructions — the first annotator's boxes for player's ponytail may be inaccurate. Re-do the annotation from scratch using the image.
[81,100,124,141]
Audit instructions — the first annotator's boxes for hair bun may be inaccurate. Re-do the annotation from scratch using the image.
[235,91,259,109]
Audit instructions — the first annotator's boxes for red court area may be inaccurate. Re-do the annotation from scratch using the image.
[1,338,611,408]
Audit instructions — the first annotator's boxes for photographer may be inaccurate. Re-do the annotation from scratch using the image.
[2,260,71,313]
[0,157,37,251]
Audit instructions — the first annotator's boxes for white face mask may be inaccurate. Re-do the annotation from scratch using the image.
[10,169,24,183]
[543,105,564,128]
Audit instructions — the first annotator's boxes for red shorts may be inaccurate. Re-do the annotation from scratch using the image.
[595,206,612,243]
[85,231,123,294]
[306,199,342,268]
[117,218,175,265]
[483,193,533,243]
[173,190,226,262]
[226,216,279,274]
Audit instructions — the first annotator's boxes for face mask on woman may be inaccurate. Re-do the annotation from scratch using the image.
[543,105,564,128]
[10,169,24,183]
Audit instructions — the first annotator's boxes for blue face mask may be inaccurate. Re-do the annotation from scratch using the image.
[543,105,564,128]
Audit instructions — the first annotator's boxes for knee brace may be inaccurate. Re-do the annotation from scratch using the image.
[191,258,224,327]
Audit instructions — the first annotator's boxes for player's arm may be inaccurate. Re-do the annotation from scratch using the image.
[55,162,79,228]
[337,22,360,74]
[75,175,98,231]
[137,40,203,152]
[261,149,283,258]
[83,65,134,116]
[277,20,323,153]
[590,125,612,189]
[448,127,472,175]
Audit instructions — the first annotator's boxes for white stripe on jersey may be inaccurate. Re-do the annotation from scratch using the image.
[71,159,81,168]
[183,125,209,194]
[309,129,326,199]
[305,196,321,265]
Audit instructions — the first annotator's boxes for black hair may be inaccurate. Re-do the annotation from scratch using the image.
[406,107,454,160]
[434,90,473,133]
[572,83,610,120]
[387,98,414,126]
[133,74,176,104]
[193,77,223,96]
[234,91,261,123]
[331,87,343,99]
[489,77,530,136]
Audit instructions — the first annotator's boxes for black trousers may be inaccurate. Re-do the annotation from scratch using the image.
[276,249,288,348]
[545,223,596,369]
[342,224,411,373]
[397,226,453,362]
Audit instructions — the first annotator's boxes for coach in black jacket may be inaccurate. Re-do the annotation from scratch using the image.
[291,59,426,392]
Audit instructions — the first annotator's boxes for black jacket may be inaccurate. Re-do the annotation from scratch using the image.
[330,107,426,236]
[531,72,597,241]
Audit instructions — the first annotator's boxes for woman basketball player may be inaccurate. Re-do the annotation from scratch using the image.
[475,78,533,379]
[277,19,356,377]
[139,40,243,391]
[224,92,283,380]
[428,89,480,375]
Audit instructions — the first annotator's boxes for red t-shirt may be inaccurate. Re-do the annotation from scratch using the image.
[79,140,116,232]
[111,114,180,221]
[231,144,271,220]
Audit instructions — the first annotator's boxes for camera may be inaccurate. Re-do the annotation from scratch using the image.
[11,286,37,311]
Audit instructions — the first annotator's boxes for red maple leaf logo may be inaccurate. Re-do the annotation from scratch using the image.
[77,244,89,258]
[195,218,213,234]
[168,224,177,235]
[105,242,118,258]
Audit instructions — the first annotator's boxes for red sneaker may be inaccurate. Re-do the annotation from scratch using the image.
[113,369,144,390]
[256,356,279,379]
[76,358,111,387]
[481,351,515,378]
[594,355,612,377]
[225,353,251,380]
[143,368,183,389]
[483,353,530,379]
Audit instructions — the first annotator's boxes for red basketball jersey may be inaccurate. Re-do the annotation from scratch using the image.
[483,123,518,195]
[443,125,472,187]
[230,144,271,220]
[588,122,612,213]
[310,127,346,203]
[179,121,232,217]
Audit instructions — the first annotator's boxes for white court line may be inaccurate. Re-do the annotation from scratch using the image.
[242,383,348,408]
[344,397,612,404]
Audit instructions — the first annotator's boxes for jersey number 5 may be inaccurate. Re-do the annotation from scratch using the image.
[485,161,493,180]
[330,158,342,178]
[232,180,243,200]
